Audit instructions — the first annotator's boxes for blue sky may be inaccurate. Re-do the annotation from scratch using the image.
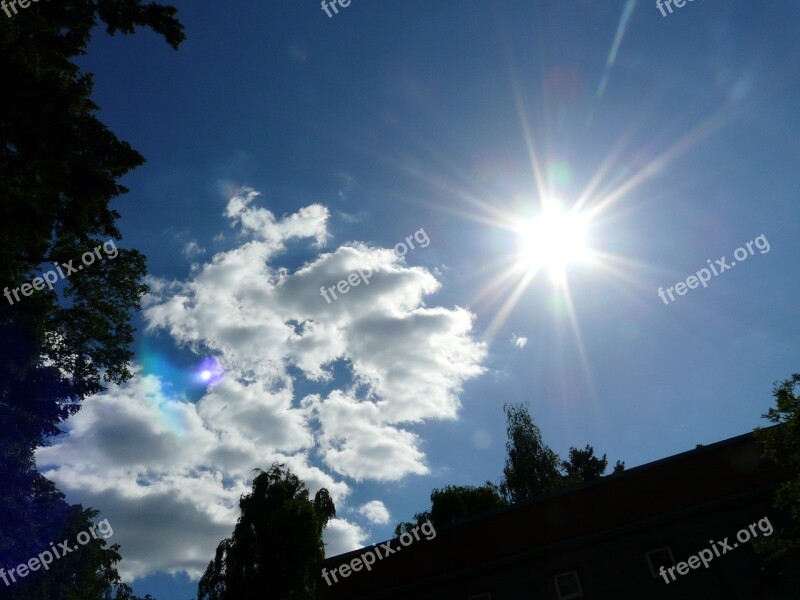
[34,1,800,598]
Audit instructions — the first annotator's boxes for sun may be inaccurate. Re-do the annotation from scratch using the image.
[515,206,591,279]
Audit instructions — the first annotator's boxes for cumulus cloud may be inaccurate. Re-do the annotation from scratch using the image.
[224,188,329,248]
[323,519,368,558]
[36,187,486,580]
[357,500,391,525]
[37,373,346,579]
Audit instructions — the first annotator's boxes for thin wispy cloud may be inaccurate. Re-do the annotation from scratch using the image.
[510,333,528,348]
[182,241,206,259]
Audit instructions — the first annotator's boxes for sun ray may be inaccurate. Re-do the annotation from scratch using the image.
[484,269,538,340]
[590,105,743,217]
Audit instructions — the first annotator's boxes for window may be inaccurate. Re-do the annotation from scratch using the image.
[554,571,583,600]
[645,547,675,578]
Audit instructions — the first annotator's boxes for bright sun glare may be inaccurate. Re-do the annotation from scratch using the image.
[516,207,591,277]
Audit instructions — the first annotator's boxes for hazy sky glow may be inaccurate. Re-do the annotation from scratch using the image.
[33,1,800,597]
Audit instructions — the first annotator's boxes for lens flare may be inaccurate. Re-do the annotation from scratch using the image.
[195,358,223,386]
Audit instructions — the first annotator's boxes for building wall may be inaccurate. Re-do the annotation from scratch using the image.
[350,492,780,599]
[318,432,795,600]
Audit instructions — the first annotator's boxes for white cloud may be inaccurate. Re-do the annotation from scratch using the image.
[182,241,206,259]
[36,373,347,580]
[36,187,486,580]
[224,187,329,248]
[323,519,368,558]
[338,211,363,223]
[357,500,391,525]
[510,333,528,348]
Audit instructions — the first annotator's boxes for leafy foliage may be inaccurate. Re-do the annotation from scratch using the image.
[0,1,184,598]
[499,403,562,502]
[561,444,608,483]
[755,373,800,560]
[394,483,507,536]
[395,403,625,533]
[1,0,184,399]
[559,444,625,487]
[198,464,337,600]
[0,484,152,600]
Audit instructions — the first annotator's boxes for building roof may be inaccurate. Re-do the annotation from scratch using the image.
[318,428,788,598]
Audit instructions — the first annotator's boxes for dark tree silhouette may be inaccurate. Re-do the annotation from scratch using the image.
[198,464,337,600]
[395,403,627,534]
[756,373,800,559]
[560,444,624,485]
[499,403,561,502]
[561,445,608,482]
[0,1,184,597]
[1,0,184,402]
[394,483,507,536]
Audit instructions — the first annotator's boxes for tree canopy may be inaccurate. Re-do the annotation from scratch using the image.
[560,444,624,486]
[394,403,625,533]
[1,0,185,401]
[198,464,337,600]
[500,403,562,502]
[394,483,507,536]
[755,373,800,560]
[1,1,184,597]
